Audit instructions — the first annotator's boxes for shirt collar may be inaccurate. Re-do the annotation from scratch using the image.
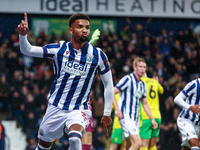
[68,41,89,54]
[133,72,139,83]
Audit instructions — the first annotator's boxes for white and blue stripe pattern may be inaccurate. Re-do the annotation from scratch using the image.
[179,78,200,125]
[42,41,110,111]
[116,73,146,121]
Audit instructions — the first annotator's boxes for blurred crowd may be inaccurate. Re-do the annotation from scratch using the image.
[0,17,200,150]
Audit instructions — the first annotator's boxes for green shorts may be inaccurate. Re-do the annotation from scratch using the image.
[111,128,123,144]
[139,118,161,139]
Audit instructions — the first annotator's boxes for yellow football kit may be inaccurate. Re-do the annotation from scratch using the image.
[139,77,164,139]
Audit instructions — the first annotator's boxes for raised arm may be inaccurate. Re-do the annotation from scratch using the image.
[18,13,43,58]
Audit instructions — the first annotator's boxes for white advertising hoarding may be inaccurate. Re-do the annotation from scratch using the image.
[0,0,200,18]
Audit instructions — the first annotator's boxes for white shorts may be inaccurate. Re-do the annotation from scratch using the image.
[177,117,200,148]
[38,103,91,142]
[119,116,139,138]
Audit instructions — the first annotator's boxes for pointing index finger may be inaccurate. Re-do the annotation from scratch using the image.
[24,13,28,24]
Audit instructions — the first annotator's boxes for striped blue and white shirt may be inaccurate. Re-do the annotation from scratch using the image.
[179,78,200,125]
[116,73,146,121]
[42,41,110,111]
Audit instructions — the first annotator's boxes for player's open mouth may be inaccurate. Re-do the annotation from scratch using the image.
[83,33,88,37]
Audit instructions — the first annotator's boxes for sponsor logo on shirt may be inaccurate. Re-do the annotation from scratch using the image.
[66,51,69,55]
[63,60,87,76]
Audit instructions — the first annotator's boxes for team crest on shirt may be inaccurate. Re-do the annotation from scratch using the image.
[39,128,44,136]
[134,90,143,99]
[87,53,93,62]
[132,127,136,132]
[192,130,196,135]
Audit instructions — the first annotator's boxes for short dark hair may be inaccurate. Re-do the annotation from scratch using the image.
[68,13,90,27]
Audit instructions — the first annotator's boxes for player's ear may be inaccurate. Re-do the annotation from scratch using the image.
[69,27,73,35]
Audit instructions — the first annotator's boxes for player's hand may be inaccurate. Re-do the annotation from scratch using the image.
[89,29,100,45]
[115,109,123,120]
[189,104,200,114]
[151,119,158,129]
[152,76,159,82]
[100,116,112,136]
[18,13,29,35]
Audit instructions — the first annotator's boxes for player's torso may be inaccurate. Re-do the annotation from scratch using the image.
[140,77,161,119]
[47,41,99,110]
[179,79,200,124]
[119,74,146,120]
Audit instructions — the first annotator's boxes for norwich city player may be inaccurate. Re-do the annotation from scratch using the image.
[139,74,164,150]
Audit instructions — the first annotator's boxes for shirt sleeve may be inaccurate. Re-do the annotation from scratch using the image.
[100,70,114,116]
[174,80,196,110]
[182,80,196,97]
[157,82,164,95]
[115,75,129,91]
[97,48,110,75]
[19,35,62,58]
[19,35,43,58]
[42,42,63,58]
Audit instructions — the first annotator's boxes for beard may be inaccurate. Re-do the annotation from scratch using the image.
[79,36,88,42]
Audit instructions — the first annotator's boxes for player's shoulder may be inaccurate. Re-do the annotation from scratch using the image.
[119,75,130,83]
[185,79,197,90]
[141,77,149,82]
[45,40,66,48]
[142,77,157,85]
[95,47,102,51]
[95,47,106,55]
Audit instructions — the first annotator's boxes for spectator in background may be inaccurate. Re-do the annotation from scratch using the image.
[92,97,105,126]
[171,39,184,60]
[93,126,106,150]
[24,111,37,138]
[26,137,37,150]
[10,70,23,92]
[0,32,3,46]
[0,75,9,112]
[159,38,173,60]
[0,52,7,76]
[10,90,24,124]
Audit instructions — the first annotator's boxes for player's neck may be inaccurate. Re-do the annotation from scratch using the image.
[134,72,141,81]
[71,39,87,50]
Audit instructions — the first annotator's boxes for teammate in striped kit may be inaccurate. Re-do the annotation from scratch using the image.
[112,57,158,150]
[18,13,113,150]
[174,78,200,150]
